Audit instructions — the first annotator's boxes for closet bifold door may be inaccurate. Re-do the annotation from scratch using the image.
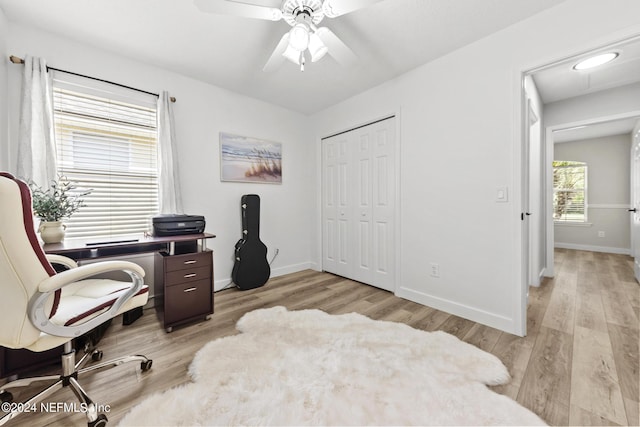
[322,117,395,292]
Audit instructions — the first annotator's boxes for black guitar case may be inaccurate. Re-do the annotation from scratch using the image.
[232,194,270,290]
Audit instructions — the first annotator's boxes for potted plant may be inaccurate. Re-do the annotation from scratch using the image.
[29,176,91,243]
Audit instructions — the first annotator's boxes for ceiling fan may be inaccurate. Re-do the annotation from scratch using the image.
[194,0,385,71]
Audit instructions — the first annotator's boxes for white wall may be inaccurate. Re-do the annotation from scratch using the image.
[4,24,316,290]
[554,134,631,254]
[0,8,8,171]
[311,0,640,335]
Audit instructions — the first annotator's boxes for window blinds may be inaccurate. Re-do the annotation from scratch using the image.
[552,161,587,222]
[52,78,159,239]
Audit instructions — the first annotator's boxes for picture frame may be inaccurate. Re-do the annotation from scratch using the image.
[219,132,282,184]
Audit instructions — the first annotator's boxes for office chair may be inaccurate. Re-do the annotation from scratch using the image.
[0,173,152,427]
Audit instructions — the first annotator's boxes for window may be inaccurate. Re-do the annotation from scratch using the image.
[53,79,159,239]
[553,160,587,222]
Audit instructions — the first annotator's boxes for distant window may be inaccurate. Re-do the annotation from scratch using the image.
[553,160,587,222]
[53,83,159,239]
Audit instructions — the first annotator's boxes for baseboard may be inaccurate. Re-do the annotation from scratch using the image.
[538,267,546,284]
[213,261,315,292]
[395,286,518,335]
[554,242,630,255]
[529,267,546,288]
[270,262,315,277]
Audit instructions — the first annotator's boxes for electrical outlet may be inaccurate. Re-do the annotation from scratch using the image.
[430,263,440,278]
[598,231,605,238]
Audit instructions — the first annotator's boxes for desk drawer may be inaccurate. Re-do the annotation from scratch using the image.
[165,251,211,272]
[165,265,211,287]
[164,279,212,324]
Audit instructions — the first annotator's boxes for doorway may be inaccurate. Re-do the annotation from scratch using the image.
[523,36,640,279]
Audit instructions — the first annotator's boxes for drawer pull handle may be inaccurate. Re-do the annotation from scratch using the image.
[184,260,197,265]
[184,273,197,278]
[183,287,197,293]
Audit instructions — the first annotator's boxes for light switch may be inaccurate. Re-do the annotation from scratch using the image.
[496,186,508,202]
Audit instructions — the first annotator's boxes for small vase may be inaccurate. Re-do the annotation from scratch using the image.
[38,221,66,244]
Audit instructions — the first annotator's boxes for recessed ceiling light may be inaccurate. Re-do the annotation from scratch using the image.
[573,52,619,70]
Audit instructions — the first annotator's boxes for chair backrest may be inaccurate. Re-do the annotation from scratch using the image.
[0,173,57,349]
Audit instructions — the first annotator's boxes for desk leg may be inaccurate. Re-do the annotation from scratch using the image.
[122,307,143,325]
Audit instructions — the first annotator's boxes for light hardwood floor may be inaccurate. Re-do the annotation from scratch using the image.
[2,248,638,426]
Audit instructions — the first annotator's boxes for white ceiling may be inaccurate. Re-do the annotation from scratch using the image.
[552,117,639,144]
[532,36,640,143]
[0,0,565,115]
[533,37,640,105]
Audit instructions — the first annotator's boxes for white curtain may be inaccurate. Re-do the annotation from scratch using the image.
[157,91,183,214]
[16,55,57,188]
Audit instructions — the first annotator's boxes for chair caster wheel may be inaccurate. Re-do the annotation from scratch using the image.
[88,413,108,427]
[141,360,153,372]
[92,350,104,362]
[0,391,13,403]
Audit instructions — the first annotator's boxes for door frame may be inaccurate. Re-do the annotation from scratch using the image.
[632,123,640,281]
[317,110,402,293]
[518,33,640,336]
[544,112,640,274]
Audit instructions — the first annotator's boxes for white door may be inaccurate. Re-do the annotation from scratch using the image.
[632,131,640,282]
[352,127,373,284]
[520,99,532,334]
[322,117,396,291]
[322,134,351,278]
[371,120,395,291]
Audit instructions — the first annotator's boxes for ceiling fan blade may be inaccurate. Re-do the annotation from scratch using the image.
[321,0,385,18]
[263,33,290,72]
[194,0,283,21]
[315,27,357,66]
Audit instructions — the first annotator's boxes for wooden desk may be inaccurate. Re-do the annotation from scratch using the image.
[44,233,217,332]
[43,232,216,260]
[1,233,216,378]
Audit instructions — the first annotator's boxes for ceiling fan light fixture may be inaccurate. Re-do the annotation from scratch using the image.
[288,23,310,51]
[282,44,302,65]
[573,52,619,70]
[309,32,328,62]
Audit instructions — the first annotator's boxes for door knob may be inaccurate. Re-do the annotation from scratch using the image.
[629,208,637,213]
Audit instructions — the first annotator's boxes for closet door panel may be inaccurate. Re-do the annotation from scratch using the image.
[372,121,395,291]
[322,139,338,274]
[352,130,373,283]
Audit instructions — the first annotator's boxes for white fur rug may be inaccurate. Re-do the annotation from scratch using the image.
[119,306,546,426]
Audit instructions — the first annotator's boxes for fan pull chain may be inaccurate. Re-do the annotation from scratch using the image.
[300,51,305,72]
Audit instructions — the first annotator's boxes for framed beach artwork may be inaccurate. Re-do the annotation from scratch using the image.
[220,132,282,184]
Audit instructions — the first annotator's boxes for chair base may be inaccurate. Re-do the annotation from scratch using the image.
[0,342,152,426]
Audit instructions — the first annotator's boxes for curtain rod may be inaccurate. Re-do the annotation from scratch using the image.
[9,55,176,103]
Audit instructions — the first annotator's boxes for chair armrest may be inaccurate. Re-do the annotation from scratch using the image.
[45,254,79,270]
[38,261,145,293]
[28,261,146,338]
